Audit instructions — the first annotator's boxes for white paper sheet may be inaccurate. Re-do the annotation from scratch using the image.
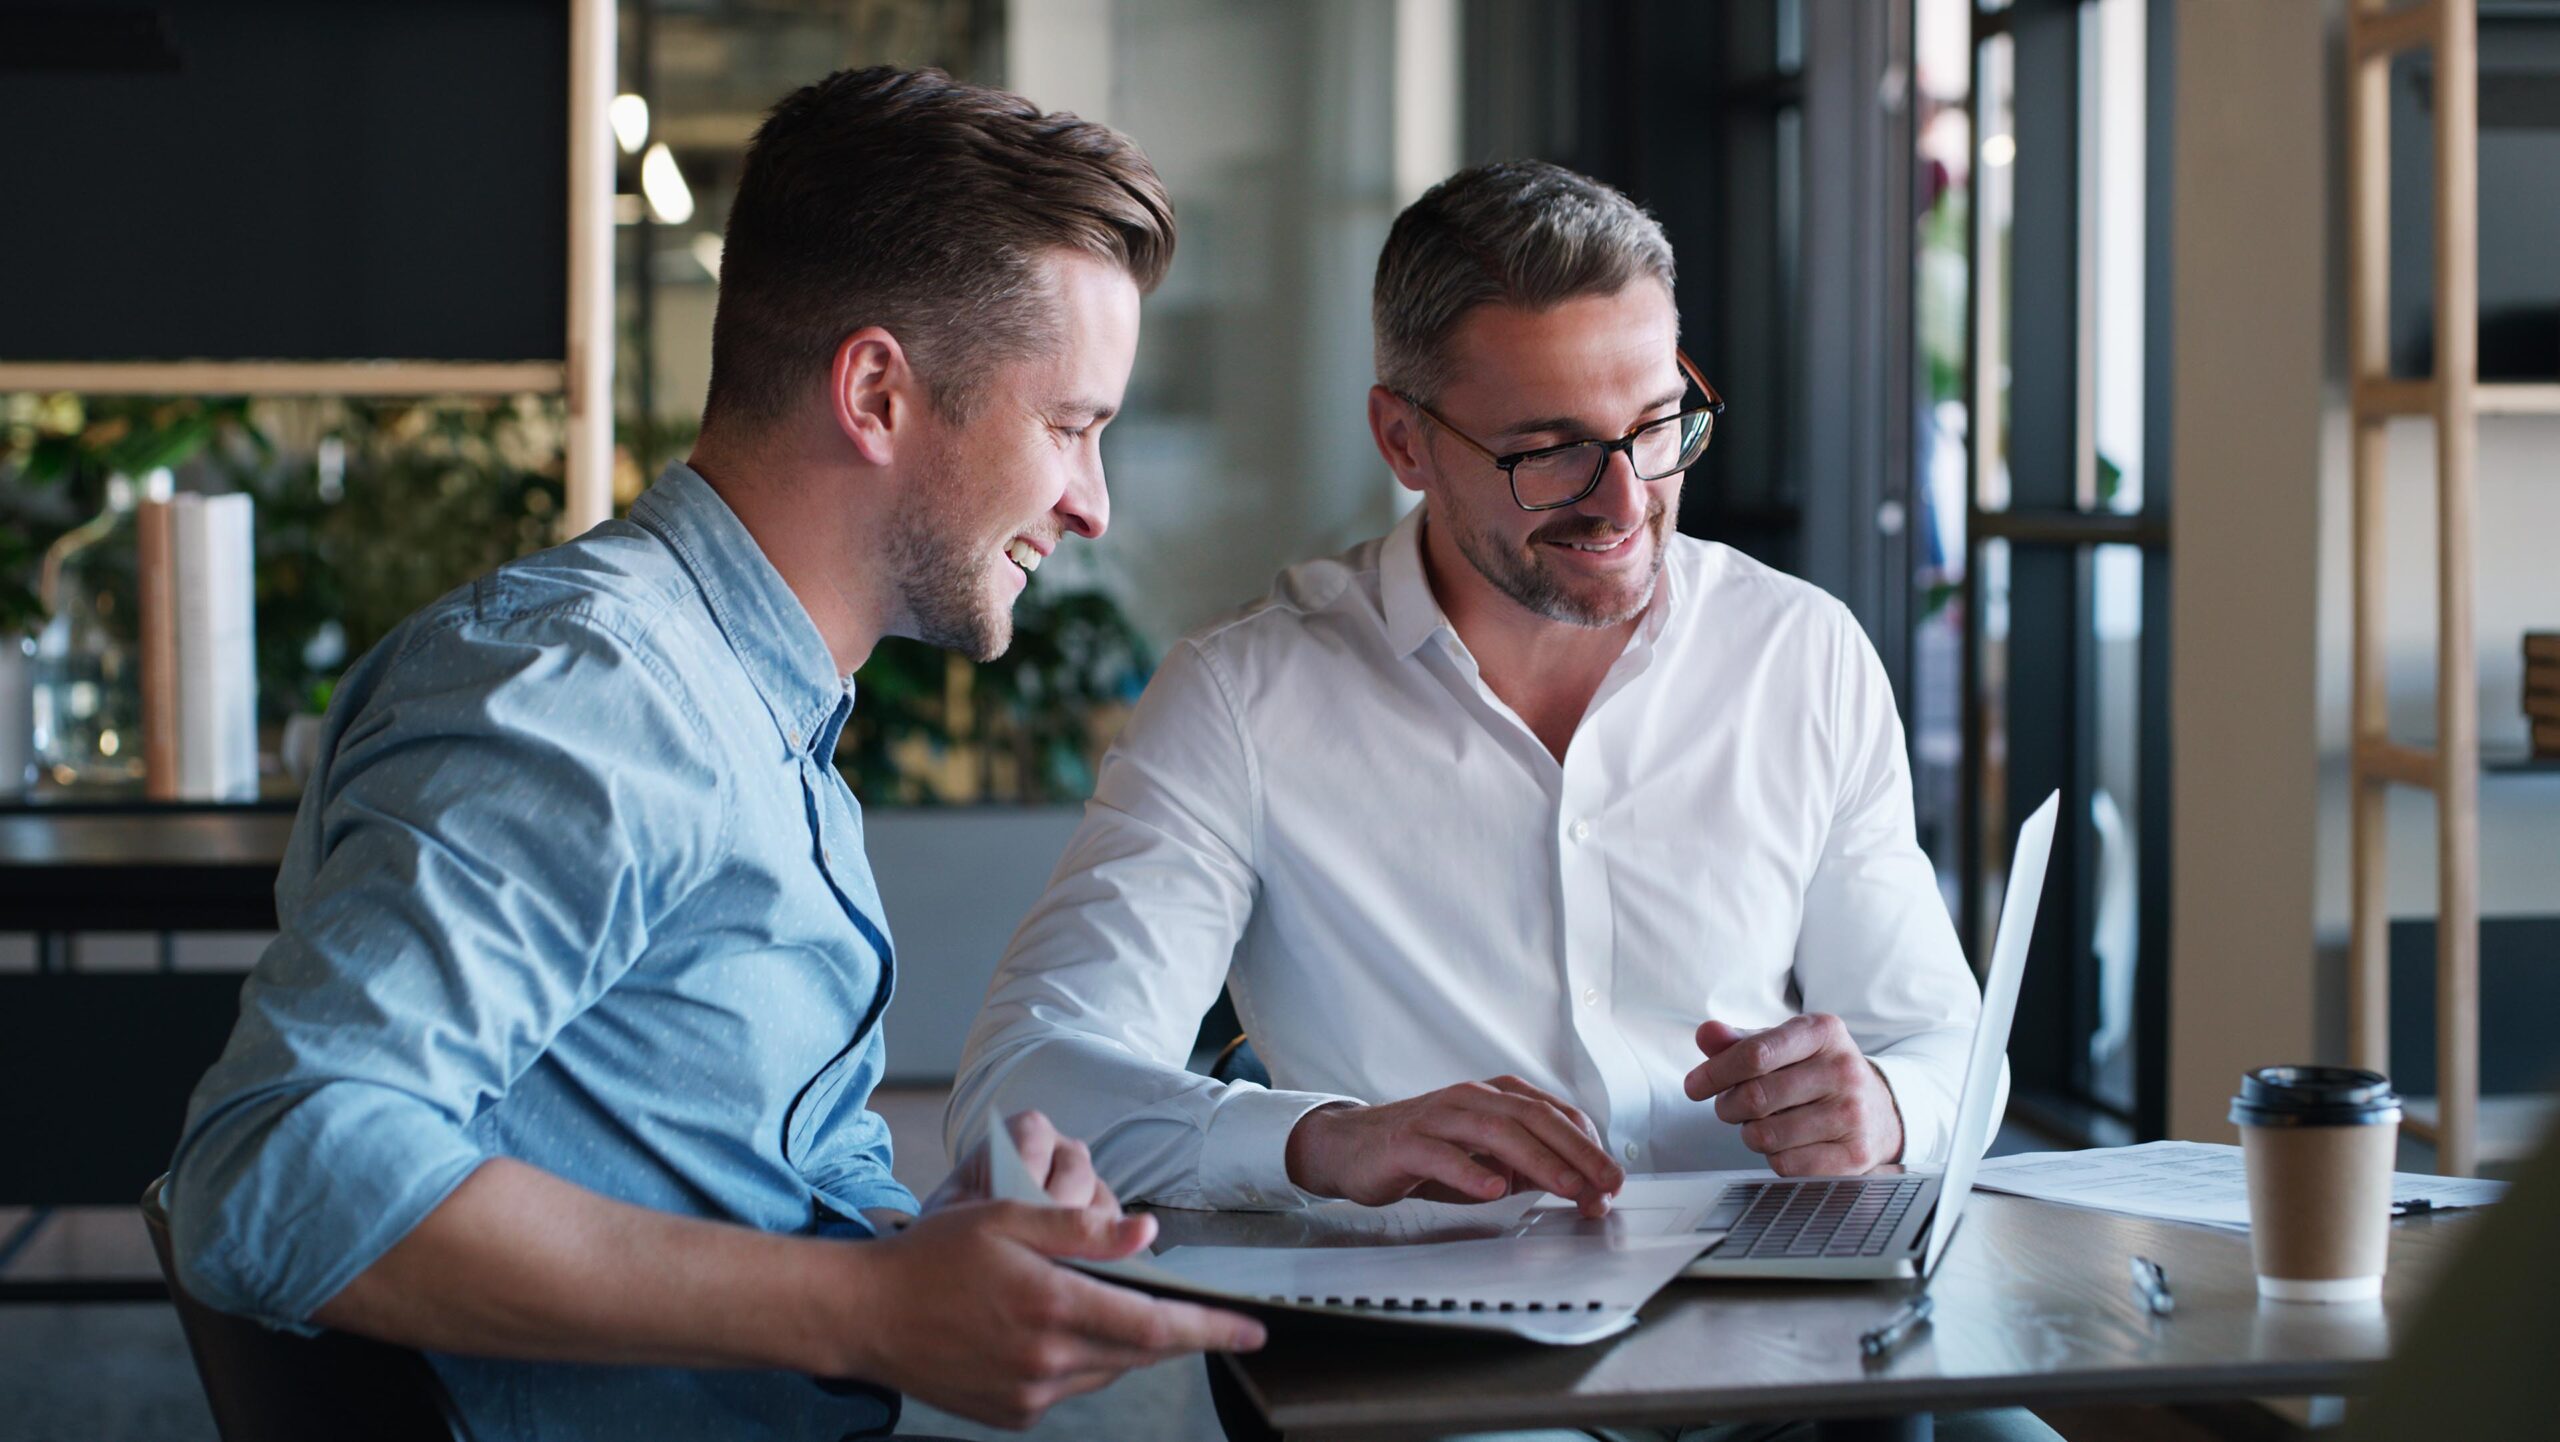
[1972,1140,2507,1232]
[988,1125,1718,1344]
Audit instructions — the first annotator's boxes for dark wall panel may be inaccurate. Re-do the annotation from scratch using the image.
[0,1,569,363]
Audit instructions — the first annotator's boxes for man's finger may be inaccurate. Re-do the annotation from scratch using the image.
[1768,1140,1865,1178]
[1693,1016,1827,1100]
[1484,1076,1611,1151]
[1478,1091,1626,1195]
[1056,1270,1269,1355]
[1006,1111,1062,1192]
[1003,1199,1157,1261]
[1041,1135,1105,1211]
[1739,1096,1857,1159]
[1426,1108,1589,1199]
[1711,1053,1842,1124]
[1694,1019,1753,1057]
[1401,1135,1513,1201]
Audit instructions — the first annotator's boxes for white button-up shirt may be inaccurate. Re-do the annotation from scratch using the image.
[948,506,1995,1209]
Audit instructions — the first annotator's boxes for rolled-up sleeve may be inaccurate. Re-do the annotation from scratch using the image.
[946,637,1353,1211]
[1792,605,2003,1167]
[166,607,725,1327]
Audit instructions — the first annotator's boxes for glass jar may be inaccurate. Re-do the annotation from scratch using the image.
[31,469,171,787]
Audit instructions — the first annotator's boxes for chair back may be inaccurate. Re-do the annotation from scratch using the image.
[141,1176,470,1442]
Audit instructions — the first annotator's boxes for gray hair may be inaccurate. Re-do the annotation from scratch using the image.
[1372,160,1676,403]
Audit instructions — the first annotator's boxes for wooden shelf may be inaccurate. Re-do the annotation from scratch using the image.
[2354,739,2441,788]
[2351,378,2560,416]
[0,360,566,397]
[2351,1,2441,60]
[2404,1093,2559,1169]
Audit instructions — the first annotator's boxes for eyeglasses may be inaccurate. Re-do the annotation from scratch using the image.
[1400,350,1726,511]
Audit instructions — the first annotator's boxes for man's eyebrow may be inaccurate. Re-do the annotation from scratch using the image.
[1061,399,1118,424]
[1495,388,1688,444]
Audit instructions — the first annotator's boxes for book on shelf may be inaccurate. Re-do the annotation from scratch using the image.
[2537,720,2560,758]
[2526,631,2560,668]
[2528,692,2560,725]
[139,493,260,801]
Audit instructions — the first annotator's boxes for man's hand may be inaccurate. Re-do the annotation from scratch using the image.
[1684,1015,1905,1176]
[926,1109,1119,1216]
[831,1199,1265,1429]
[1283,1076,1623,1217]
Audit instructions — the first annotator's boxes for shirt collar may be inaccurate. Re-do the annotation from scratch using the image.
[1378,500,1685,660]
[1379,504,1450,659]
[631,462,846,756]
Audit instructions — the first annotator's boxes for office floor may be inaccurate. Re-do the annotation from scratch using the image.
[0,1091,2297,1442]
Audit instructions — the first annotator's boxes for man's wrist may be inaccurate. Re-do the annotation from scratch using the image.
[1866,1060,1908,1164]
[794,1235,884,1380]
[1282,1102,1357,1196]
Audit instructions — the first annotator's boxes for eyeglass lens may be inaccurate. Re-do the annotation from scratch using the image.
[1510,410,1715,508]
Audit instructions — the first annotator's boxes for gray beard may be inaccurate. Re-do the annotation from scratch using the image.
[1450,497,1674,629]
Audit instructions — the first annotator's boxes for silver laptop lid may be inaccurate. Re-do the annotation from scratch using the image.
[1920,789,2059,1279]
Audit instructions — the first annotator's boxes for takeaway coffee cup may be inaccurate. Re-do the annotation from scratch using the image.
[2229,1066,2403,1303]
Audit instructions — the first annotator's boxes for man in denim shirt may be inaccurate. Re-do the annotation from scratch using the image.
[166,68,1262,1440]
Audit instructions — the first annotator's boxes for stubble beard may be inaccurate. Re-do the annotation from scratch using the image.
[884,451,1014,663]
[1448,493,1676,629]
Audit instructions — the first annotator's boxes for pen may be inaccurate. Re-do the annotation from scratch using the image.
[2391,1197,2438,1217]
[1859,1294,1935,1359]
[2129,1255,2173,1317]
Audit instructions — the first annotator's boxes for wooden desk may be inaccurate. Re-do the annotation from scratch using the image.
[1164,1192,2477,1440]
[0,806,286,1246]
[0,810,292,934]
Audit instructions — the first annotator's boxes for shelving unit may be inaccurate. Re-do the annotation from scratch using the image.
[2344,0,2560,1178]
[0,0,617,535]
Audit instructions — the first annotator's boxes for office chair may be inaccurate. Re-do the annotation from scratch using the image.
[141,1176,473,1442]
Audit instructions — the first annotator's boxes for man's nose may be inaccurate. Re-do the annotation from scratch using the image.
[1059,456,1110,540]
[1578,446,1648,529]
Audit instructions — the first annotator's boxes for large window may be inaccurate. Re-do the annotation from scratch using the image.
[1920,0,2172,1142]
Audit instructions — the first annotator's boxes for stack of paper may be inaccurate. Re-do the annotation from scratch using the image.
[1973,1140,2507,1233]
[990,1129,1715,1345]
[138,493,259,801]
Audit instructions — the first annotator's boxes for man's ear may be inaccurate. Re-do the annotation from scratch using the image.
[830,328,916,466]
[1367,385,1432,495]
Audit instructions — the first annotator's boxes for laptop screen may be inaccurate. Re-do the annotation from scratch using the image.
[1921,790,2059,1279]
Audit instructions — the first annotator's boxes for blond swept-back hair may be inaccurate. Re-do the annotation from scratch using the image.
[705,66,1176,427]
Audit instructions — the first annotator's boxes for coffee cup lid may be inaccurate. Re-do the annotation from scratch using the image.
[2229,1065,2402,1128]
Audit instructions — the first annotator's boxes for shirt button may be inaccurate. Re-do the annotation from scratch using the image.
[1569,819,1593,843]
[1581,986,1599,1007]
[1623,1141,1640,1164]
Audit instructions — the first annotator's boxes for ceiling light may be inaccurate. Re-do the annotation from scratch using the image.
[1983,133,2016,168]
[610,93,649,155]
[640,142,694,225]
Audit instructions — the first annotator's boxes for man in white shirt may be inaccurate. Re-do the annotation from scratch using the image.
[948,159,1997,1226]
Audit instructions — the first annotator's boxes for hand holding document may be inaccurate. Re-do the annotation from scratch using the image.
[989,1120,1717,1345]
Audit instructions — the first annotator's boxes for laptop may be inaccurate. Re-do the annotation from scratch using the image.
[1651,789,2058,1281]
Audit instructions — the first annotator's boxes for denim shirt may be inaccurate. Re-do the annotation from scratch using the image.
[168,464,918,1441]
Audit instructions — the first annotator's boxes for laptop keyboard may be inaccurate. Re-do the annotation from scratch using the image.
[1698,1177,1929,1260]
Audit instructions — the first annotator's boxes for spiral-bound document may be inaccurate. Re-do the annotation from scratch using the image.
[991,1128,1717,1345]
